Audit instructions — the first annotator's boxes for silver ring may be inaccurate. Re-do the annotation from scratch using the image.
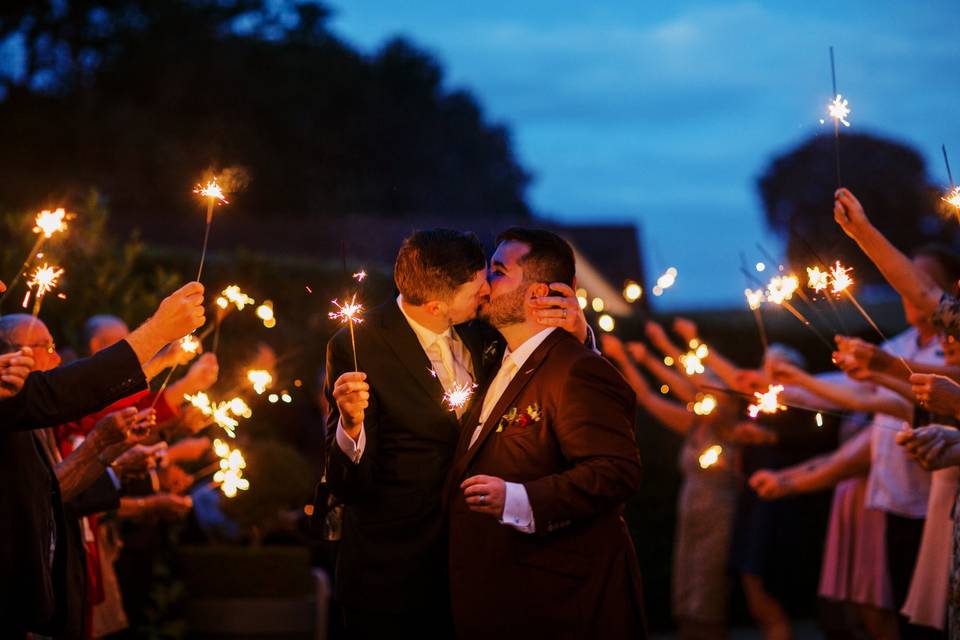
[562,309,568,320]
[478,494,486,504]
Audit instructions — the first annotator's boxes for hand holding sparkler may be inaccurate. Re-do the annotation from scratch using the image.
[148,282,207,343]
[909,373,960,417]
[833,188,872,240]
[749,469,791,500]
[896,425,960,471]
[333,371,369,435]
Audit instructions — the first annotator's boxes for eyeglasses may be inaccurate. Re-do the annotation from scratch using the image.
[14,341,56,355]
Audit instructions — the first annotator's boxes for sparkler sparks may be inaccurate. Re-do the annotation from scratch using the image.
[679,340,710,376]
[692,394,717,416]
[765,275,799,305]
[745,288,764,311]
[227,397,253,419]
[330,293,364,371]
[824,94,851,127]
[216,285,255,310]
[27,263,64,299]
[806,266,830,293]
[943,186,960,210]
[353,270,367,283]
[212,439,249,498]
[211,403,239,437]
[443,381,478,412]
[698,445,723,470]
[194,178,229,205]
[747,384,787,419]
[180,334,201,353]
[33,208,69,238]
[247,369,273,395]
[185,391,212,413]
[829,261,853,295]
[256,301,276,328]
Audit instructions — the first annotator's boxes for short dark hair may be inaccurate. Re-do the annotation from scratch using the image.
[495,227,576,286]
[394,229,486,305]
[913,244,960,293]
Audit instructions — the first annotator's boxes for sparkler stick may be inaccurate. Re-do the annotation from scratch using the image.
[329,294,363,371]
[745,288,769,351]
[793,230,849,332]
[194,178,228,282]
[827,46,847,188]
[942,145,960,213]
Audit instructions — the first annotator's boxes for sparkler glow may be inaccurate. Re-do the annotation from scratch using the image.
[698,445,723,470]
[943,186,960,211]
[212,439,249,498]
[745,288,764,311]
[829,261,853,295]
[227,397,253,419]
[353,270,367,282]
[180,335,201,354]
[247,369,273,395]
[806,266,830,293]
[23,263,64,314]
[747,384,787,419]
[194,176,230,282]
[692,394,717,416]
[679,340,710,376]
[33,208,69,238]
[443,381,478,412]
[211,403,239,437]
[765,275,799,305]
[330,293,364,371]
[825,94,851,128]
[216,285,255,311]
[256,301,276,328]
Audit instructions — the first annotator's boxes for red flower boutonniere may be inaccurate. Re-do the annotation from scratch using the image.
[496,403,541,433]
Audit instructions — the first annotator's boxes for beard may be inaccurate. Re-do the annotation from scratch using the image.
[479,284,526,328]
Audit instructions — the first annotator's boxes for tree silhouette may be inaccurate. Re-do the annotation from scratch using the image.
[0,1,531,220]
[757,132,954,284]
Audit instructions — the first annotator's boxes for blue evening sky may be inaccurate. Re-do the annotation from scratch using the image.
[329,1,960,310]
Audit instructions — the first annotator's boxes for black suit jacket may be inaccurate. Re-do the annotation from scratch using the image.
[0,341,145,635]
[323,300,503,613]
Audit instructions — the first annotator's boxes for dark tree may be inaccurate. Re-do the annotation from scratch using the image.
[757,132,954,284]
[0,1,531,220]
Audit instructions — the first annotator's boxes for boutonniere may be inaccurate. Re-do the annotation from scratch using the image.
[496,403,541,432]
[482,340,501,366]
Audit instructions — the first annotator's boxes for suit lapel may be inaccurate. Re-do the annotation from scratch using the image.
[454,329,567,475]
[379,301,458,430]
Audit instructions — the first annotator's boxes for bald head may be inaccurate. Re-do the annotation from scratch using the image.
[85,315,129,354]
[0,314,59,371]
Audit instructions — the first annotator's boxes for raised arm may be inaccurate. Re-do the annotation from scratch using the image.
[834,189,942,316]
[601,335,695,436]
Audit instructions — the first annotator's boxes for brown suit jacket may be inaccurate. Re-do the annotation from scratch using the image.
[446,329,646,639]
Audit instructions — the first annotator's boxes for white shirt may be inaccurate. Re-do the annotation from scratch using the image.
[335,296,475,462]
[468,327,557,534]
[865,327,939,517]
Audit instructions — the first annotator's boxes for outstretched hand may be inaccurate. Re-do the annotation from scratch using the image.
[833,188,871,239]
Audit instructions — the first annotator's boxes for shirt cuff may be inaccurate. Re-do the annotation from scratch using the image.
[336,419,366,463]
[584,325,599,355]
[500,482,536,533]
[106,466,122,491]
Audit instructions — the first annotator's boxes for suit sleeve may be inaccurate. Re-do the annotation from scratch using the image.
[523,353,643,534]
[65,471,121,517]
[323,329,379,503]
[0,340,147,432]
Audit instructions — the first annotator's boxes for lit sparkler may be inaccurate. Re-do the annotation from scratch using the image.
[698,445,723,470]
[194,176,230,282]
[23,263,64,315]
[747,384,786,419]
[745,288,764,311]
[227,397,253,419]
[679,340,709,376]
[825,95,851,128]
[216,285,255,311]
[943,145,959,214]
[353,270,367,283]
[692,394,717,416]
[247,369,273,395]
[443,381,478,412]
[180,334,201,354]
[829,261,853,295]
[211,402,239,437]
[256,300,276,328]
[330,293,364,371]
[212,439,249,498]
[806,266,830,293]
[765,274,799,305]
[944,186,960,211]
[33,208,69,238]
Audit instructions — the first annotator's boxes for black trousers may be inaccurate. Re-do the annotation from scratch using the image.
[885,512,944,640]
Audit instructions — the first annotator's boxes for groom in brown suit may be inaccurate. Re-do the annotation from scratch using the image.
[446,228,647,639]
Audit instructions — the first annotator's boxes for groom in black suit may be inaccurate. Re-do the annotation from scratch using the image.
[324,229,588,637]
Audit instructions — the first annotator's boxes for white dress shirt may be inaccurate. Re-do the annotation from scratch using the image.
[336,296,475,462]
[468,327,556,534]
